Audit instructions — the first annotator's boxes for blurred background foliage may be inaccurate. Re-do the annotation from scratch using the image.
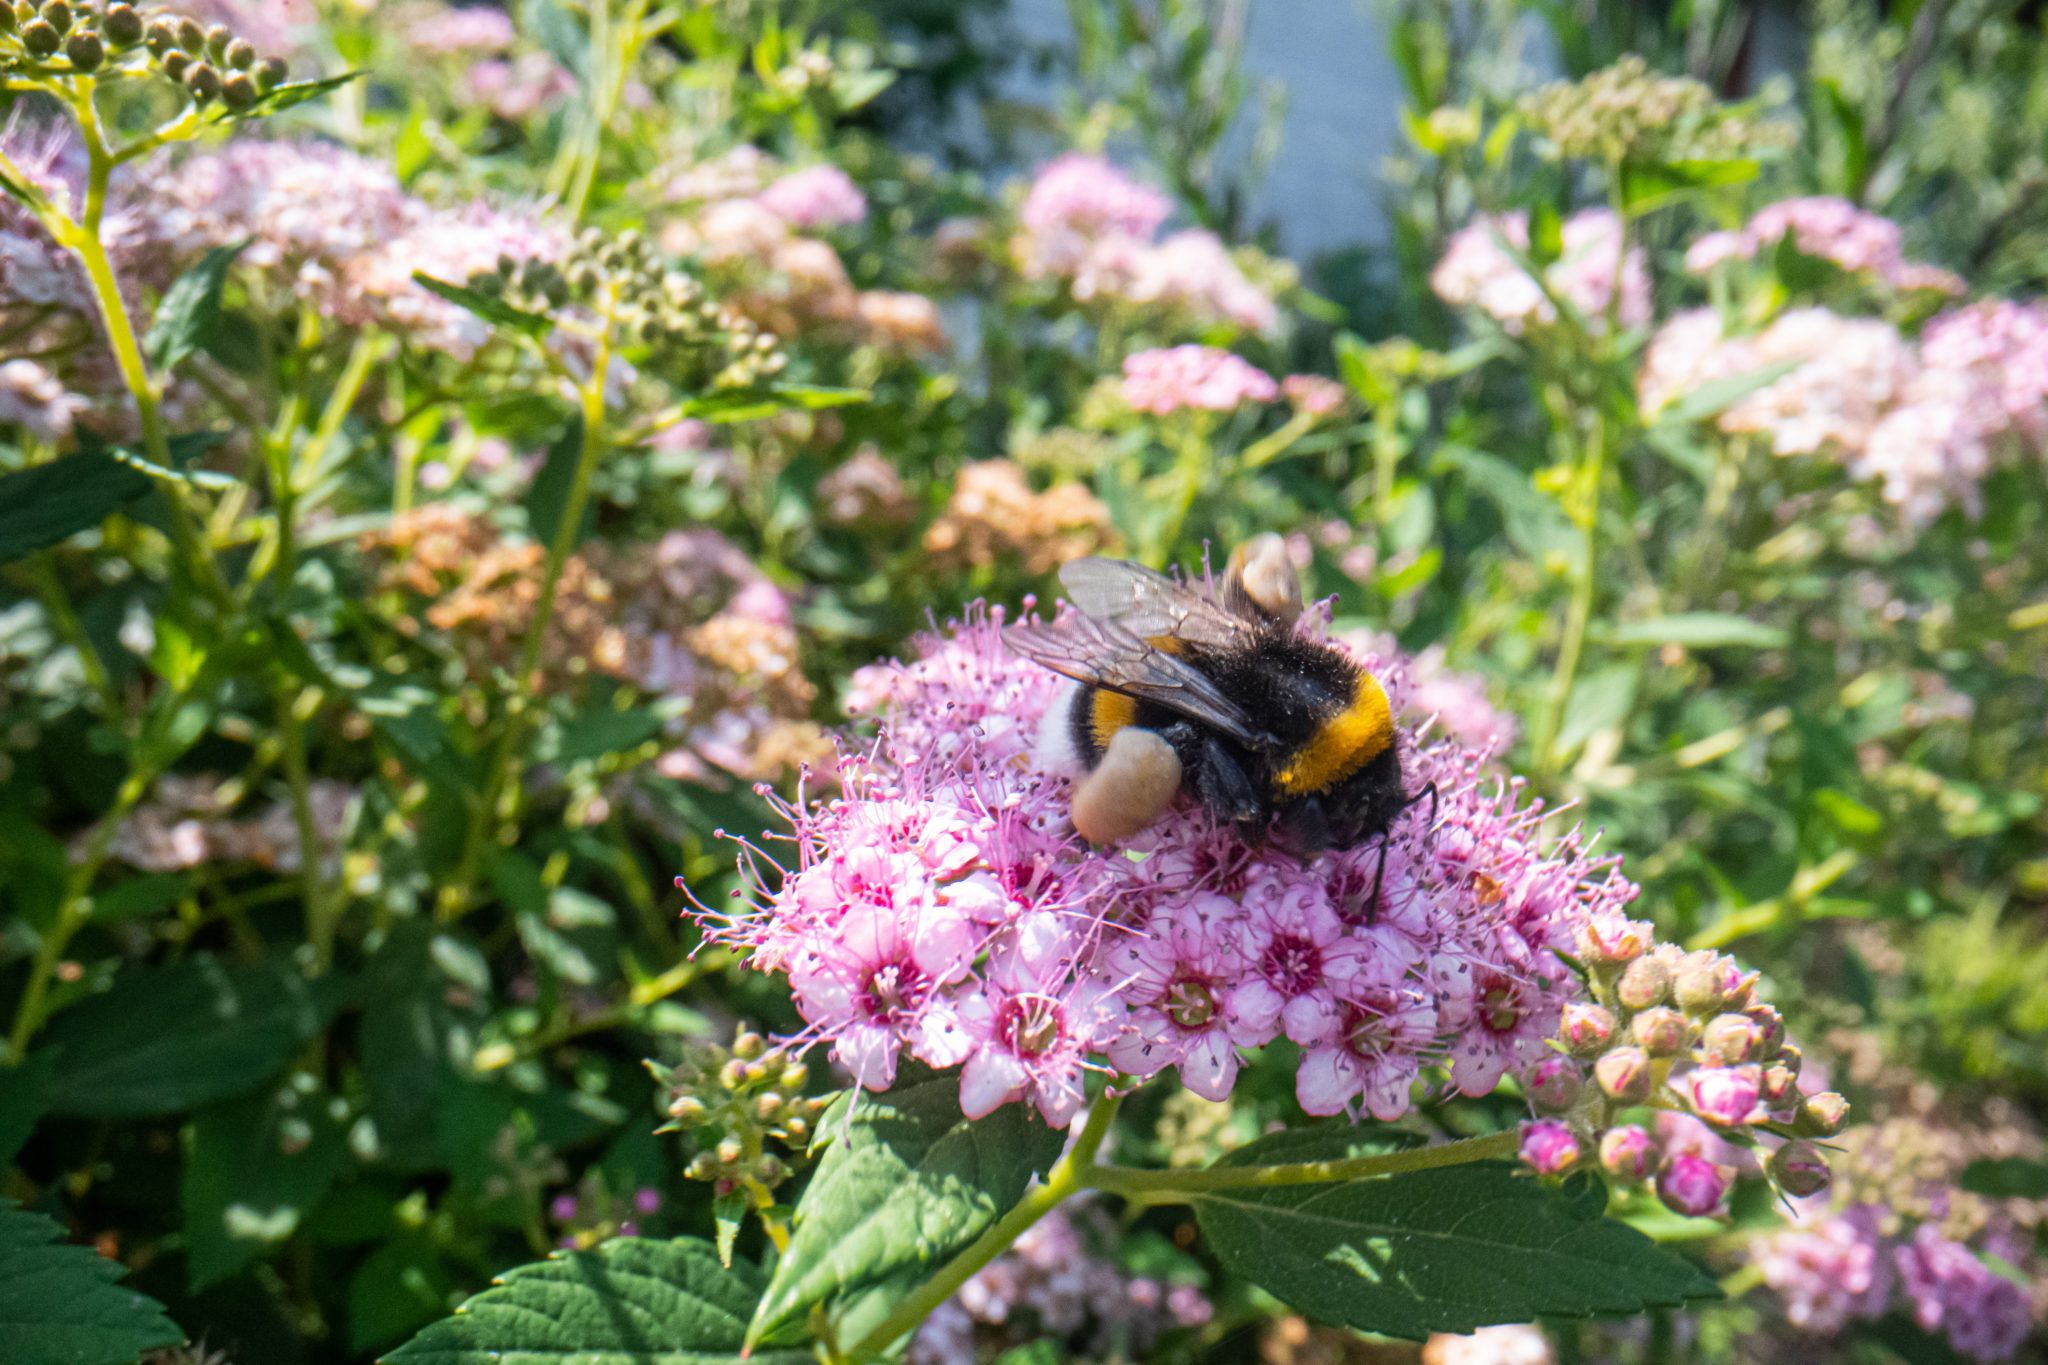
[1,0,2045,1361]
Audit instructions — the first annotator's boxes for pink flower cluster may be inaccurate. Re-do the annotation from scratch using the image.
[0,359,85,445]
[1281,373,1348,419]
[134,139,565,360]
[1684,197,1963,294]
[1431,209,1651,336]
[1758,1211,2032,1361]
[1516,929,1845,1221]
[402,3,518,55]
[692,603,1643,1128]
[754,165,868,231]
[1011,154,1277,333]
[1121,345,1278,416]
[909,1203,1210,1363]
[1640,299,2048,524]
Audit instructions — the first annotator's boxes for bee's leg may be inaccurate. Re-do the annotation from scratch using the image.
[1366,782,1440,919]
[1191,733,1264,831]
[1365,833,1393,925]
[1404,781,1440,834]
[1071,726,1183,845]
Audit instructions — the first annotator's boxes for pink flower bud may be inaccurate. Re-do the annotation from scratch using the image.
[1594,1046,1653,1104]
[1630,1006,1689,1057]
[1520,1119,1583,1177]
[1577,915,1651,966]
[1742,1003,1784,1055]
[1794,1091,1851,1137]
[1559,1002,1617,1057]
[1599,1125,1657,1181]
[1699,1012,1764,1065]
[1774,1042,1803,1077]
[1525,1055,1584,1114]
[1673,965,1729,1015]
[1759,1063,1799,1110]
[1768,1141,1831,1198]
[1657,1153,1731,1217]
[1615,956,1671,1011]
[1685,1064,1762,1128]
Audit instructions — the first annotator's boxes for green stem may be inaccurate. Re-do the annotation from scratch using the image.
[277,682,339,972]
[4,770,152,1062]
[24,553,122,719]
[845,1091,1126,1363]
[1152,418,1213,565]
[62,88,229,610]
[1530,404,1609,776]
[1084,1128,1520,1198]
[438,303,616,920]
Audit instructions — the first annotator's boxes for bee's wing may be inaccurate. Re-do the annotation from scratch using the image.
[1057,557,1260,647]
[1006,613,1271,750]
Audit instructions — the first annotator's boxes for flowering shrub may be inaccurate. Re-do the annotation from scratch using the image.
[1,1,2045,1364]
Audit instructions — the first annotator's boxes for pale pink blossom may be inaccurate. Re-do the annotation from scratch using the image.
[755,165,867,230]
[1432,209,1650,335]
[1121,345,1278,415]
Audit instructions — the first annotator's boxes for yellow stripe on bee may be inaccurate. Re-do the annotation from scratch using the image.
[1089,689,1140,752]
[1273,673,1393,797]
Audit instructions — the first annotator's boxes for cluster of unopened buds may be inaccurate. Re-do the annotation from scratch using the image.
[655,1028,828,1201]
[1517,53,1788,164]
[472,227,788,387]
[0,2,290,108]
[1519,920,1849,1218]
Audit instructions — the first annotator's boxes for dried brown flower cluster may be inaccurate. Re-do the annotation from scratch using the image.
[1831,1108,2048,1245]
[817,446,914,527]
[920,459,1111,574]
[358,506,823,781]
[1519,54,1790,165]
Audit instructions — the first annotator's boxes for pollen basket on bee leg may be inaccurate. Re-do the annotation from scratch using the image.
[1072,726,1183,845]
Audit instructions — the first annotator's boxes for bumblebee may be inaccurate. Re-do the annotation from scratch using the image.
[1008,536,1434,900]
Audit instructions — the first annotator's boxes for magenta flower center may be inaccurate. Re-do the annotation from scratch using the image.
[998,994,1064,1056]
[1261,934,1324,995]
[862,959,929,1023]
[1165,976,1217,1029]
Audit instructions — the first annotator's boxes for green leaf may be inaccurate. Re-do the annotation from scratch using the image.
[713,1190,747,1269]
[1959,1157,2048,1200]
[520,0,590,78]
[1190,1141,1718,1339]
[182,1084,352,1289]
[1618,157,1760,214]
[0,1200,184,1365]
[1598,613,1787,650]
[524,417,587,548]
[411,273,554,338]
[350,1235,456,1354]
[38,955,338,1117]
[747,1075,1065,1346]
[672,384,868,424]
[144,241,248,373]
[236,71,365,118]
[0,1051,56,1166]
[0,453,154,566]
[385,1237,811,1364]
[88,872,198,925]
[1649,359,1801,427]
